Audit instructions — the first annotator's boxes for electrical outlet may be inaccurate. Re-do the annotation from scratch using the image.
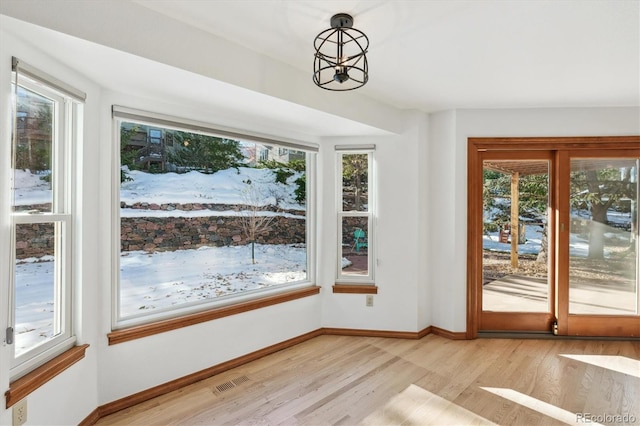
[13,398,27,426]
[366,295,373,307]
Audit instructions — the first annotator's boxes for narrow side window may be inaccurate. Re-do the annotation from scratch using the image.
[336,146,375,284]
[9,58,84,379]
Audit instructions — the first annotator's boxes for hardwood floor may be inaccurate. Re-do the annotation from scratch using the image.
[96,334,640,425]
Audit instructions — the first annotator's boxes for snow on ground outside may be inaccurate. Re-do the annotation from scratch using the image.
[13,169,51,206]
[121,167,304,210]
[483,210,634,258]
[484,197,634,257]
[119,244,306,316]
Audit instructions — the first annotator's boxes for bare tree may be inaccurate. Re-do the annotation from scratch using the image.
[239,180,278,264]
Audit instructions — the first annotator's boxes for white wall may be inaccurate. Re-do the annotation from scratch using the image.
[416,112,432,330]
[427,107,640,332]
[98,298,322,404]
[426,109,459,331]
[318,112,428,334]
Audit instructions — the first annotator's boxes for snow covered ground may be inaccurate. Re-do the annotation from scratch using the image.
[13,169,52,207]
[121,167,304,210]
[119,244,306,316]
[483,211,634,258]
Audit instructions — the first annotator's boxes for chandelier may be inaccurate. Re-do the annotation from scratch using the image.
[313,13,369,91]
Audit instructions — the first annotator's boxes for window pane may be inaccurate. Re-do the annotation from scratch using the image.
[481,160,550,312]
[569,158,639,315]
[14,222,60,357]
[342,153,368,212]
[119,123,309,320]
[341,217,369,276]
[13,85,54,212]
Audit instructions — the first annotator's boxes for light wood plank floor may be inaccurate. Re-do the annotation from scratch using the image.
[96,334,640,425]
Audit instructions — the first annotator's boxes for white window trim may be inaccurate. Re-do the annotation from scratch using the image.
[336,147,376,284]
[111,108,317,329]
[9,69,81,380]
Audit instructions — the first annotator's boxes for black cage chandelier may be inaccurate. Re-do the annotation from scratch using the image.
[313,13,369,91]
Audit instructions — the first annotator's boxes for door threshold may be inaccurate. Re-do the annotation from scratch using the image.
[479,331,554,339]
[478,331,640,341]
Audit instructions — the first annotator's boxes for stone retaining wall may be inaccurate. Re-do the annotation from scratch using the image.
[15,222,55,260]
[13,202,378,258]
[15,203,307,259]
[121,215,305,252]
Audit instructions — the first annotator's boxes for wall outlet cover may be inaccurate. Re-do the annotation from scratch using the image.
[13,398,27,426]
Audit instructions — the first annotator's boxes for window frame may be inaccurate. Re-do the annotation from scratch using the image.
[111,107,318,330]
[9,65,82,380]
[336,146,376,284]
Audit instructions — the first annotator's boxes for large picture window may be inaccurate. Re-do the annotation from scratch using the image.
[9,58,83,378]
[336,146,375,283]
[113,108,316,328]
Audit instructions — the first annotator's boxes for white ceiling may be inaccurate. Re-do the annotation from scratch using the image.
[133,0,640,111]
[1,0,638,138]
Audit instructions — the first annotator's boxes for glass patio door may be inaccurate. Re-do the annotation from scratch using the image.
[479,151,555,332]
[556,153,640,337]
[470,139,640,338]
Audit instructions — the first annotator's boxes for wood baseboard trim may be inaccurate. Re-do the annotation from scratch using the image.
[78,408,100,426]
[6,344,89,408]
[97,329,323,418]
[85,325,459,424]
[322,326,432,340]
[431,326,469,340]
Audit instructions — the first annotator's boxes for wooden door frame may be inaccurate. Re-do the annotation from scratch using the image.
[467,136,640,339]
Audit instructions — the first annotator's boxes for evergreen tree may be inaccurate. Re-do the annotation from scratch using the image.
[342,154,368,211]
[15,86,53,174]
[570,167,635,259]
[120,125,139,183]
[257,157,306,204]
[168,132,243,173]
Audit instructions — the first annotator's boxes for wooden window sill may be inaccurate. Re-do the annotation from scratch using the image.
[108,286,321,345]
[332,284,377,294]
[6,344,89,408]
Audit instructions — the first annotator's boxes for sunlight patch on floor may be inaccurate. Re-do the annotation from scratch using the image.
[481,387,603,426]
[361,384,495,425]
[560,354,640,378]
